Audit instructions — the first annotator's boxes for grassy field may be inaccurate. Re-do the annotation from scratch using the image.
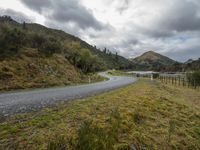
[0,79,200,150]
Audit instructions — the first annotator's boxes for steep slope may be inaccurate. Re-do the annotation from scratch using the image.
[0,16,131,90]
[0,16,132,70]
[26,23,132,70]
[130,51,176,71]
[0,48,83,90]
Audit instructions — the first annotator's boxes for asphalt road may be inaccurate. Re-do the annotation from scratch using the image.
[0,72,137,116]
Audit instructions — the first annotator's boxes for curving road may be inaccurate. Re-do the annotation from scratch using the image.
[0,72,137,116]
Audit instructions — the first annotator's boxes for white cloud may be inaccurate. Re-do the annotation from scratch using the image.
[0,0,200,62]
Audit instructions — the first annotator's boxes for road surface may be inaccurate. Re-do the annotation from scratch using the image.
[0,72,137,116]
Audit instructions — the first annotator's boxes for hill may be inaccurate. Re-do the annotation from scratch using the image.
[130,51,177,71]
[0,16,132,90]
[183,58,200,71]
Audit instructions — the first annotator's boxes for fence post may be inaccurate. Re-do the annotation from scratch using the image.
[175,77,176,86]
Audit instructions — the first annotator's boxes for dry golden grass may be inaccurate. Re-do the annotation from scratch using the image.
[0,48,104,91]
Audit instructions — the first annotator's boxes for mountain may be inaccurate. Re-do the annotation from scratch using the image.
[185,59,194,64]
[0,16,133,90]
[183,58,200,71]
[130,51,177,71]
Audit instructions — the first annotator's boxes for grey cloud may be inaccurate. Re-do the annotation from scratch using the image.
[19,0,200,62]
[116,0,130,14]
[131,0,200,39]
[164,47,200,62]
[45,20,81,36]
[21,0,106,30]
[157,0,200,32]
[138,26,174,38]
[0,8,35,23]
[20,0,52,13]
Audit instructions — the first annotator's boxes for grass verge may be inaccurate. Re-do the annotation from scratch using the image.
[0,79,200,149]
[108,70,132,77]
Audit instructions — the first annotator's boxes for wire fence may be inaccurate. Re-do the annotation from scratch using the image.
[158,75,200,89]
[135,73,200,89]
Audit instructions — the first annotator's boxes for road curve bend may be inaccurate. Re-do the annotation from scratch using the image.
[0,72,137,116]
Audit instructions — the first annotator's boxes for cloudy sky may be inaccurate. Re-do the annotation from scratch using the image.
[0,0,200,62]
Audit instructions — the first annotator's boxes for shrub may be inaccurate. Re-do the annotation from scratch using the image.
[30,33,46,50]
[187,71,200,87]
[75,109,122,150]
[47,136,68,150]
[0,113,6,123]
[132,112,145,124]
[0,27,25,56]
[0,70,14,80]
[39,36,62,55]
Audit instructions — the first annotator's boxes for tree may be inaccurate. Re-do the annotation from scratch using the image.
[78,48,92,73]
[31,33,46,50]
[0,27,25,56]
[40,36,62,55]
[115,52,119,62]
[23,21,26,29]
[187,71,200,88]
[76,48,101,73]
[103,48,107,54]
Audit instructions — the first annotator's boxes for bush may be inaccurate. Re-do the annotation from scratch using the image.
[0,113,6,123]
[30,33,46,50]
[75,109,122,150]
[38,36,62,55]
[132,112,145,124]
[187,71,200,87]
[64,43,102,73]
[0,27,25,56]
[47,136,68,150]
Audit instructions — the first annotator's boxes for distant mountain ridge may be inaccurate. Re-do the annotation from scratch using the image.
[130,51,177,71]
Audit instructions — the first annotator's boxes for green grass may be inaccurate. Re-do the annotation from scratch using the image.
[108,70,132,77]
[0,80,200,149]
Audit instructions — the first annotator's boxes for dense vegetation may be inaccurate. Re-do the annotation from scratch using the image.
[0,16,132,71]
[0,16,132,90]
[187,70,200,88]
[0,80,199,149]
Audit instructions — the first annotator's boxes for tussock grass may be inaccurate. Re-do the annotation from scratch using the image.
[0,80,200,149]
[0,48,105,91]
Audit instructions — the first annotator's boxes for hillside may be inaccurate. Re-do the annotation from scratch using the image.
[0,16,132,90]
[183,58,200,71]
[130,51,177,71]
[0,16,132,69]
